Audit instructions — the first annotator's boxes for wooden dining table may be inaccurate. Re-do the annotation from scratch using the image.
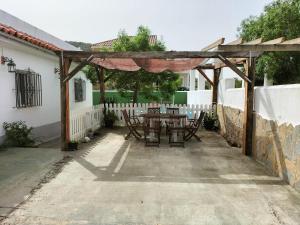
[139,113,187,119]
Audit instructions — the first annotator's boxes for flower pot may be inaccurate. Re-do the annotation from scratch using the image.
[104,119,114,128]
[68,142,78,151]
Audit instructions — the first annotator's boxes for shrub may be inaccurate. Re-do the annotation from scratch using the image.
[2,121,35,147]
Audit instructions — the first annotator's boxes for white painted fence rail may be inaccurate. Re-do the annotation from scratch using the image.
[70,105,104,141]
[105,103,212,126]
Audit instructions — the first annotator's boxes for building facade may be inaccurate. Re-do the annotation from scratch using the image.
[0,10,92,143]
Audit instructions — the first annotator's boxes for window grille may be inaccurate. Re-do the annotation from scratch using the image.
[15,70,42,108]
[74,78,86,102]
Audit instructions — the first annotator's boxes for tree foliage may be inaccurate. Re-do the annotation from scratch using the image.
[238,0,300,84]
[84,26,180,103]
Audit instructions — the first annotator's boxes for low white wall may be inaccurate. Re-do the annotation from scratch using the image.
[254,84,300,126]
[0,36,92,140]
[187,90,212,105]
[219,84,300,126]
[187,74,300,127]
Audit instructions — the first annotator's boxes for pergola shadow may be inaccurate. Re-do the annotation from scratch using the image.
[72,130,286,186]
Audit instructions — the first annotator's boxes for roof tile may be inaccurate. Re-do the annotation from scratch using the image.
[0,23,61,51]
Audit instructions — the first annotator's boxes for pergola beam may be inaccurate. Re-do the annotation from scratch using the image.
[56,50,261,59]
[197,68,214,86]
[63,55,94,83]
[218,54,251,83]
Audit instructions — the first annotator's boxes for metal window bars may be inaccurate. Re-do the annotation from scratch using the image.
[15,69,42,108]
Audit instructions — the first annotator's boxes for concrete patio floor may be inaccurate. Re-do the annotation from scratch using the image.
[1,128,300,225]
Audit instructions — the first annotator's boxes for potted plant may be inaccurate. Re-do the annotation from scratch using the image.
[68,140,79,151]
[203,112,219,131]
[103,110,118,128]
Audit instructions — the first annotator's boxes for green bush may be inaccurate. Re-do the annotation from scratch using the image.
[2,121,35,147]
[203,112,219,131]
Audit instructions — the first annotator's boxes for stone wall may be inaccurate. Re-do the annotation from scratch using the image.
[217,104,300,191]
[217,105,243,147]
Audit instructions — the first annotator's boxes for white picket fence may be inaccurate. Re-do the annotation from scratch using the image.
[70,105,104,141]
[104,103,213,126]
[69,103,213,141]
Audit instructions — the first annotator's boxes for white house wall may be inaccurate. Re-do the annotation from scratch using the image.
[0,36,92,142]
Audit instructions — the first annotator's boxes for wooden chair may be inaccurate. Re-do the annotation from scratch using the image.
[143,115,161,147]
[184,111,205,142]
[147,107,160,114]
[121,109,142,140]
[168,116,185,147]
[165,107,180,135]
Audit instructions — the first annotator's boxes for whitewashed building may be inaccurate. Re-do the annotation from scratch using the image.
[0,10,93,143]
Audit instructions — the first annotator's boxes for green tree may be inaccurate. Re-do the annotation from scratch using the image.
[238,0,300,84]
[85,26,180,103]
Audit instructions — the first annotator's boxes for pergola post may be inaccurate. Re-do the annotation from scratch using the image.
[212,68,221,106]
[242,57,256,156]
[97,66,105,104]
[59,52,71,151]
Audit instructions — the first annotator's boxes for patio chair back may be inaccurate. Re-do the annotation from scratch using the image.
[143,115,161,146]
[184,111,205,141]
[147,107,160,114]
[121,109,142,140]
[166,107,179,115]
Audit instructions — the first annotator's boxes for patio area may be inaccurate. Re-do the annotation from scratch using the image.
[1,128,300,225]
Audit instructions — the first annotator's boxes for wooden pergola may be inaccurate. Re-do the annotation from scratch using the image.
[56,36,300,156]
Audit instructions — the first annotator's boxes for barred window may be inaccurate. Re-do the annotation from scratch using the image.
[74,78,86,102]
[15,70,42,108]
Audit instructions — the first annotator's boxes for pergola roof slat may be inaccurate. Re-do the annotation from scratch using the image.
[225,38,243,45]
[280,37,300,45]
[261,37,285,45]
[201,37,225,51]
[242,38,262,45]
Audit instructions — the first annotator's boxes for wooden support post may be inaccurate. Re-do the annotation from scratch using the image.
[97,66,105,104]
[242,57,256,156]
[59,52,71,151]
[212,68,221,106]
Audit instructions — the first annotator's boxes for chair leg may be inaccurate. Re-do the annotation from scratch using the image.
[193,133,202,142]
[125,130,132,140]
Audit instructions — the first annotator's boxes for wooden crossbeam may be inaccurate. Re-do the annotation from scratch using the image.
[214,58,246,69]
[57,50,259,59]
[63,55,94,83]
[197,68,214,86]
[202,38,225,51]
[218,55,251,83]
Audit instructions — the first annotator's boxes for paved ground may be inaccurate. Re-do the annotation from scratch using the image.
[0,141,64,218]
[1,128,300,225]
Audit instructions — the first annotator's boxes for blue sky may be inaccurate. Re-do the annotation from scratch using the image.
[1,0,273,50]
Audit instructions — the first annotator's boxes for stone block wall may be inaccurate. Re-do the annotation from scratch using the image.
[217,104,300,191]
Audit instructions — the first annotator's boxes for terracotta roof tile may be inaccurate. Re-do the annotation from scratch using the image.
[0,23,61,51]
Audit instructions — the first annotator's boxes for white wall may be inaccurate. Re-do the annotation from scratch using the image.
[0,36,92,138]
[69,65,93,111]
[187,90,212,105]
[254,84,300,126]
[219,83,300,126]
[187,69,300,127]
